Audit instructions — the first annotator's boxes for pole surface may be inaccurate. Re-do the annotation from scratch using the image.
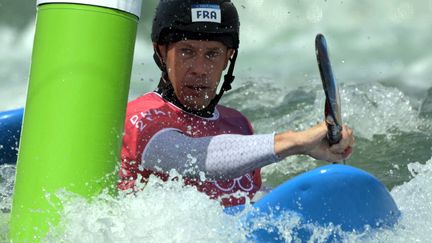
[10,3,139,241]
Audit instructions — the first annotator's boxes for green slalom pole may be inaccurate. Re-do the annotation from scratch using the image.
[10,0,142,241]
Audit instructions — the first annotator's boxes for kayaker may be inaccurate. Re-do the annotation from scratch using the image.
[118,0,355,207]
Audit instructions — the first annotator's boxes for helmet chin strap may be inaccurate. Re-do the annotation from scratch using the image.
[154,47,238,118]
[204,50,238,114]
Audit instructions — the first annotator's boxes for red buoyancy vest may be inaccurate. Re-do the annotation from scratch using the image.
[119,92,262,206]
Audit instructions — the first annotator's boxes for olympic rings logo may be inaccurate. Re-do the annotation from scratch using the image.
[213,173,254,192]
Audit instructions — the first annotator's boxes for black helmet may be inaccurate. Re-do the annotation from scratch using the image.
[151,0,240,118]
[151,0,240,49]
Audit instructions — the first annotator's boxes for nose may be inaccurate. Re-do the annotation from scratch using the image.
[189,55,210,76]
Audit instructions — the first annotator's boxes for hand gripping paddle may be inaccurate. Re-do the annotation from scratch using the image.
[315,33,343,146]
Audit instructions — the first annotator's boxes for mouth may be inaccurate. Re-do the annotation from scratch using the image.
[184,85,209,92]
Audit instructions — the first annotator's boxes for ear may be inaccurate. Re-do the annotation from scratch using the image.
[223,49,235,69]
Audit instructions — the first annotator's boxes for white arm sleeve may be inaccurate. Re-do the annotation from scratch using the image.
[142,129,279,180]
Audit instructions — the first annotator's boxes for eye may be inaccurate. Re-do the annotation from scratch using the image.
[206,50,223,60]
[180,48,194,57]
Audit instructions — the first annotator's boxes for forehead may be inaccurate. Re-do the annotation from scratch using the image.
[170,40,226,50]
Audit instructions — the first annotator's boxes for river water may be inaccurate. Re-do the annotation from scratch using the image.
[1,0,432,242]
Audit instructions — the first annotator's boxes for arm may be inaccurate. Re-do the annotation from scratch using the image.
[142,122,354,180]
[274,121,354,162]
[142,129,279,180]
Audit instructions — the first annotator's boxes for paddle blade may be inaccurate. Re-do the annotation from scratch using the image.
[315,33,342,145]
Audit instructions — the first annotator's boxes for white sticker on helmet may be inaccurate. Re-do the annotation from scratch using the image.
[191,4,221,23]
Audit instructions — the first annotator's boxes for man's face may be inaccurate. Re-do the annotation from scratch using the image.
[158,40,233,111]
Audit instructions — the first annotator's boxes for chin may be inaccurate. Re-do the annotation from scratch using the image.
[180,97,212,111]
[187,103,210,111]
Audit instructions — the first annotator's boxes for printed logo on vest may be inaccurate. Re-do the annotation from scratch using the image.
[213,173,254,192]
[191,4,221,23]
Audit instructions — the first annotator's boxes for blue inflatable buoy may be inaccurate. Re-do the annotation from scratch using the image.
[227,164,400,242]
[0,108,24,164]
